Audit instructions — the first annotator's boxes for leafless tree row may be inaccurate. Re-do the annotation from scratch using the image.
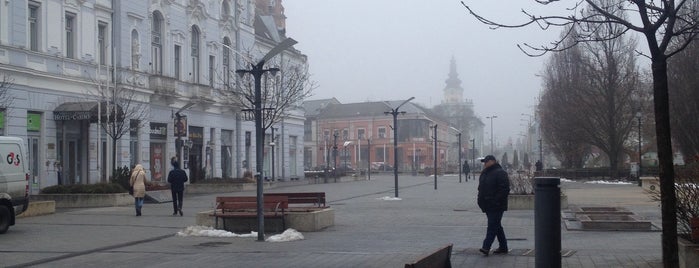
[462,0,699,265]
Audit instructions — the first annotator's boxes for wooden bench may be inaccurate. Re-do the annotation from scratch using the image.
[212,196,288,231]
[264,192,327,208]
[404,244,453,268]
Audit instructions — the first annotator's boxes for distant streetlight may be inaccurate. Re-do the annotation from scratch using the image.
[174,102,196,168]
[235,37,297,241]
[486,115,497,154]
[637,111,642,179]
[384,97,415,198]
[457,132,462,183]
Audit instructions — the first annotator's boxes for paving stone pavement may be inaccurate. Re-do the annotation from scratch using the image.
[1,174,663,267]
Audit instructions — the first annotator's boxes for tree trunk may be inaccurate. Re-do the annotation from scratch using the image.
[651,57,679,267]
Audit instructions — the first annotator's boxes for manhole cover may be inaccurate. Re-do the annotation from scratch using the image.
[197,242,232,247]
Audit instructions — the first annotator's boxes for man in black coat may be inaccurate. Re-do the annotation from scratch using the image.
[462,160,470,181]
[477,155,510,256]
[168,161,188,216]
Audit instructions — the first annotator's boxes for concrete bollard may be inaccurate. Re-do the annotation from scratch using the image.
[535,177,561,268]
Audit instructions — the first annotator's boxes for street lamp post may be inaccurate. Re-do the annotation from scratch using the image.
[471,138,475,181]
[270,127,277,181]
[457,133,462,183]
[486,115,497,155]
[235,38,297,241]
[431,124,438,190]
[384,97,415,198]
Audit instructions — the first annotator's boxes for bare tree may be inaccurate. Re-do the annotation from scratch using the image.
[461,0,699,264]
[0,74,14,109]
[223,57,315,131]
[538,34,591,168]
[669,41,699,160]
[85,73,149,179]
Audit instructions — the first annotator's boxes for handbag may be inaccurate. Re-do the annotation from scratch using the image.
[129,185,134,195]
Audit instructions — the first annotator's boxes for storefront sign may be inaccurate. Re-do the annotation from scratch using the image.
[174,116,187,137]
[189,126,203,143]
[149,123,168,140]
[53,111,91,121]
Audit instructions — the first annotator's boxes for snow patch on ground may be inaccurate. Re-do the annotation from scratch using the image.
[176,226,304,242]
[585,180,633,185]
[377,196,402,201]
[266,229,304,242]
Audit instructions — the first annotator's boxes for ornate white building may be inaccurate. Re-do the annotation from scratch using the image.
[0,0,306,191]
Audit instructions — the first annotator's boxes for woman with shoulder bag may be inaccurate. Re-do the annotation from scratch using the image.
[129,164,147,216]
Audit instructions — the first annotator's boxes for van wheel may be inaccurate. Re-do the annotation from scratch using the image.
[0,206,10,234]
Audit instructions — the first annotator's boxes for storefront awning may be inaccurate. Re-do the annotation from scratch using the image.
[53,101,124,123]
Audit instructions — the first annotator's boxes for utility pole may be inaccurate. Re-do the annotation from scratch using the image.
[457,133,462,183]
[431,124,438,190]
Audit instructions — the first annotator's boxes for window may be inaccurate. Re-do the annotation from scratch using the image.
[28,3,40,51]
[357,129,365,140]
[99,23,107,65]
[65,13,76,58]
[378,127,387,139]
[130,30,139,69]
[191,26,200,83]
[151,12,163,74]
[221,0,231,18]
[323,130,330,140]
[222,37,231,85]
[174,45,181,79]
[209,55,215,86]
[342,129,349,140]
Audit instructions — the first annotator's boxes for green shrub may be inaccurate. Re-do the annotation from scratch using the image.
[110,166,131,190]
[40,183,126,194]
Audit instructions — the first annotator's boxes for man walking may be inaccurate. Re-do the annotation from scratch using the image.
[477,155,510,256]
[462,160,470,181]
[168,161,188,216]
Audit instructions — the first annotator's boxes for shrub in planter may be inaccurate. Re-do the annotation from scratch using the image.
[510,173,534,195]
[41,183,126,194]
[110,166,132,190]
[649,157,699,241]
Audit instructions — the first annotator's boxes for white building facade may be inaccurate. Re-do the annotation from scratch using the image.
[0,0,306,192]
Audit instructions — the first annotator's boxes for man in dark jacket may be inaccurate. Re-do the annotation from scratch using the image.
[462,160,470,181]
[477,155,510,256]
[167,161,188,216]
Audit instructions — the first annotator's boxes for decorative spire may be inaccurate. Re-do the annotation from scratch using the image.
[443,56,464,104]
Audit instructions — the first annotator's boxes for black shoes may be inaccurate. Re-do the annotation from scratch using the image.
[479,248,489,256]
[172,212,178,216]
[178,209,183,216]
[493,248,509,254]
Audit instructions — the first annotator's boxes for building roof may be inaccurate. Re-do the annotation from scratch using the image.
[302,98,341,117]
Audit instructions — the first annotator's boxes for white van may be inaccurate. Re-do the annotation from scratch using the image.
[0,137,30,234]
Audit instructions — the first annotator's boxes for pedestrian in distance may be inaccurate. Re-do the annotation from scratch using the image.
[168,161,188,216]
[477,155,510,256]
[462,160,470,181]
[129,164,147,216]
[535,160,543,172]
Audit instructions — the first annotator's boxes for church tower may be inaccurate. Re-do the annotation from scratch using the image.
[443,56,463,104]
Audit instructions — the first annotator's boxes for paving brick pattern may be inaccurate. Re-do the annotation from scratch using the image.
[2,175,663,267]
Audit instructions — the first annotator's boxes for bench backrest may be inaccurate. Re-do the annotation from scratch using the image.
[215,196,288,212]
[264,192,326,207]
[404,244,453,268]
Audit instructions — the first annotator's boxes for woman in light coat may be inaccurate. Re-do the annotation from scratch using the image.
[129,164,147,216]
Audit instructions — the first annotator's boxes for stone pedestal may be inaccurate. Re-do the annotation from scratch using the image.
[196,207,335,233]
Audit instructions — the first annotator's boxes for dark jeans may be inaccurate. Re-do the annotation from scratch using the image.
[171,189,184,213]
[482,210,508,250]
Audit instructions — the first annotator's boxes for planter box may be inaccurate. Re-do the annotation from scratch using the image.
[196,207,335,232]
[508,194,568,210]
[31,193,133,208]
[17,201,56,218]
[185,182,273,194]
[678,235,699,268]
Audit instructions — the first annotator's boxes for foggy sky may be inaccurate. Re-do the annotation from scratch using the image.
[283,1,563,146]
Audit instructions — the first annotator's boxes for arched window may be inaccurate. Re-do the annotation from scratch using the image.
[222,37,231,85]
[151,11,163,74]
[221,0,231,19]
[131,30,140,69]
[191,25,200,83]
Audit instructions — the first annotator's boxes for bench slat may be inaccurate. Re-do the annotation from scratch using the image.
[404,244,453,268]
